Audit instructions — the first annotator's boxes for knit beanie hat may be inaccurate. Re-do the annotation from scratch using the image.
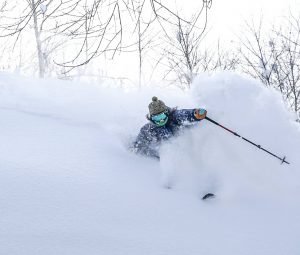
[148,96,168,116]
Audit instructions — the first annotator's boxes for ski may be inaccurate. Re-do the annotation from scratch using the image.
[202,193,215,200]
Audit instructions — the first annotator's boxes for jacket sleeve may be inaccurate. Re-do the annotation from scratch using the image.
[133,125,160,159]
[173,109,202,124]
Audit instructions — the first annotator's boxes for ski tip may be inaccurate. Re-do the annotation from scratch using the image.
[202,193,215,200]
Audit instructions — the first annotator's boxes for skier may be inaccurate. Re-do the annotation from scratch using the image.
[133,96,207,160]
[133,96,215,200]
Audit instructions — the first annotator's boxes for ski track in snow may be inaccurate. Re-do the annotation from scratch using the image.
[0,72,300,255]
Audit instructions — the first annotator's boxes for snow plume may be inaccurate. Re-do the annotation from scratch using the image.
[0,71,300,255]
[157,72,299,203]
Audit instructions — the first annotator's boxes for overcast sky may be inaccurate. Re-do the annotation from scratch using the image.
[210,0,299,39]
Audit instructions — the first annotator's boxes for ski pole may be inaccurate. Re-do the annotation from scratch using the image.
[204,116,290,165]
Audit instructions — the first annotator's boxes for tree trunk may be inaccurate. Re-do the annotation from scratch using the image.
[138,7,142,88]
[31,0,45,78]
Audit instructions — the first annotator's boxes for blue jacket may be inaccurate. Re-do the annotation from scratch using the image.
[133,108,203,159]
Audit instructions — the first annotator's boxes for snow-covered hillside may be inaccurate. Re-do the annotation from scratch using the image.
[0,72,299,255]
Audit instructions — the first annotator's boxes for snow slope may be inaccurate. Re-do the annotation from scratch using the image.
[0,72,299,255]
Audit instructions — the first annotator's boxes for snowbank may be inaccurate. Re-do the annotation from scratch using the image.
[0,71,299,255]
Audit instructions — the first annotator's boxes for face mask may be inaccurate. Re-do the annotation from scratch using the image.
[151,112,169,126]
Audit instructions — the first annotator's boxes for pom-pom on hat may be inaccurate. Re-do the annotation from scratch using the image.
[148,96,168,116]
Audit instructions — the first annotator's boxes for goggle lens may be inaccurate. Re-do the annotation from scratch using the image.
[151,112,168,126]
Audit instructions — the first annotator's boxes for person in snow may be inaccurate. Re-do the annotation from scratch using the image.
[133,96,207,159]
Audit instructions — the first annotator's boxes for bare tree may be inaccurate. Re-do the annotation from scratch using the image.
[52,0,214,74]
[0,1,7,13]
[0,0,79,77]
[239,15,300,119]
[1,0,214,80]
[238,19,284,87]
[193,40,240,75]
[158,0,212,89]
[159,0,239,89]
[129,0,157,87]
[275,15,300,117]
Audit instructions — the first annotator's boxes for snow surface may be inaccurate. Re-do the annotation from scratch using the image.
[0,72,299,255]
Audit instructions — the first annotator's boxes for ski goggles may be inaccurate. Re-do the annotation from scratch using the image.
[151,112,168,126]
